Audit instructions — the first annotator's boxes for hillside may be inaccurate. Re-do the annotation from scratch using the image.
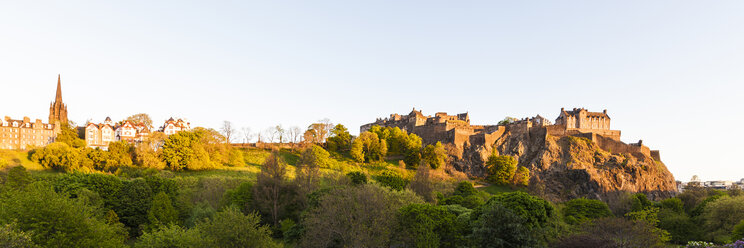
[455,127,677,201]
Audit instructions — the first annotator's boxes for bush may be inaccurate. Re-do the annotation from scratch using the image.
[195,206,280,248]
[553,217,665,248]
[490,191,555,229]
[485,154,517,185]
[469,201,537,248]
[562,198,612,225]
[346,171,367,185]
[375,170,408,191]
[394,203,461,248]
[422,142,446,169]
[30,142,82,172]
[702,195,744,243]
[0,222,38,248]
[135,224,201,248]
[0,183,127,247]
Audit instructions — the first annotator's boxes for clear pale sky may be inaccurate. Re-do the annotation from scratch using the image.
[1,1,742,182]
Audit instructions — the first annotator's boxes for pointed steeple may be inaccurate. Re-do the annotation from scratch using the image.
[55,74,62,102]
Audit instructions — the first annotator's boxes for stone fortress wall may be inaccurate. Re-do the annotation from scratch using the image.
[361,107,661,161]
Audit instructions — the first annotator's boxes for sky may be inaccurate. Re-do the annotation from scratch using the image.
[1,1,742,182]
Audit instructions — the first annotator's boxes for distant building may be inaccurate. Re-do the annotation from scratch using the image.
[1,75,65,150]
[0,117,60,150]
[160,118,190,135]
[48,75,68,124]
[85,117,115,149]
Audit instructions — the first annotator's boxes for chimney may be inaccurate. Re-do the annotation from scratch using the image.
[603,109,607,114]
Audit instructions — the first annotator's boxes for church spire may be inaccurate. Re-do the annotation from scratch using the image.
[55,74,62,102]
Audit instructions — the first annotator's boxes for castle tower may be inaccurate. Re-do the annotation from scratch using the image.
[48,74,68,124]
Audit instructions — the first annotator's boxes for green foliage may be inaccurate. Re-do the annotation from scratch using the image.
[691,193,726,217]
[0,183,127,247]
[350,131,388,162]
[562,198,612,225]
[630,193,654,212]
[659,197,685,214]
[300,184,423,248]
[490,191,555,229]
[195,206,280,248]
[470,201,538,248]
[422,142,446,169]
[453,181,478,197]
[394,203,461,248]
[30,142,82,172]
[115,178,154,236]
[326,124,352,152]
[438,181,486,209]
[134,224,201,248]
[346,171,367,185]
[221,182,253,214]
[513,166,530,187]
[658,208,698,244]
[701,195,744,243]
[375,170,408,191]
[485,154,517,185]
[55,123,86,148]
[553,217,666,248]
[403,133,422,168]
[301,145,331,168]
[5,166,33,189]
[497,117,518,125]
[0,222,38,248]
[733,219,744,241]
[625,207,671,243]
[160,130,211,171]
[147,191,179,229]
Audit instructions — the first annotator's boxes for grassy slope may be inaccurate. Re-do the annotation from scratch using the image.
[5,147,513,195]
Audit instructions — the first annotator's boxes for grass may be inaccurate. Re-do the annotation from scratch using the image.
[0,151,45,170]
[478,184,525,195]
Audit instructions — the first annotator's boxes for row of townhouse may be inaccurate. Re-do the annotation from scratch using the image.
[0,116,60,150]
[86,117,190,150]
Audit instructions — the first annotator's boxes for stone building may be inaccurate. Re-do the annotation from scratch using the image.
[160,117,191,135]
[48,75,68,124]
[0,76,65,150]
[361,107,661,161]
[0,117,60,150]
[85,117,115,149]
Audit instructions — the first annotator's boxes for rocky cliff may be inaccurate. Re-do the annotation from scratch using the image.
[452,128,677,202]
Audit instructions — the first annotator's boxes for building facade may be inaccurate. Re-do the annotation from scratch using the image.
[160,117,190,135]
[1,76,65,150]
[85,117,115,149]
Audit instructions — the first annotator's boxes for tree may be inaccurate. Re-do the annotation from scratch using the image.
[288,126,302,144]
[241,127,254,143]
[134,132,166,169]
[30,142,81,172]
[410,163,434,202]
[135,224,201,248]
[375,170,408,191]
[497,117,519,125]
[512,166,530,186]
[5,166,33,189]
[222,182,253,214]
[350,138,364,162]
[296,145,325,194]
[55,123,85,148]
[195,206,280,248]
[115,178,154,236]
[0,183,127,247]
[160,130,213,171]
[394,203,461,248]
[346,171,368,185]
[552,217,665,248]
[326,124,352,152]
[702,195,744,243]
[307,119,333,144]
[403,133,422,168]
[422,142,446,169]
[470,201,538,248]
[106,141,134,169]
[125,113,153,129]
[350,131,387,162]
[253,152,290,227]
[562,198,612,225]
[300,184,423,248]
[147,191,179,230]
[273,125,286,143]
[485,154,517,185]
[220,121,236,144]
[0,223,39,248]
[490,191,555,229]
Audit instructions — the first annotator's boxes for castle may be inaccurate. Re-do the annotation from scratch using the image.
[361,107,660,161]
[0,75,66,150]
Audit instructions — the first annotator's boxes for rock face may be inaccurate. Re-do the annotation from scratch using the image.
[453,127,677,202]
